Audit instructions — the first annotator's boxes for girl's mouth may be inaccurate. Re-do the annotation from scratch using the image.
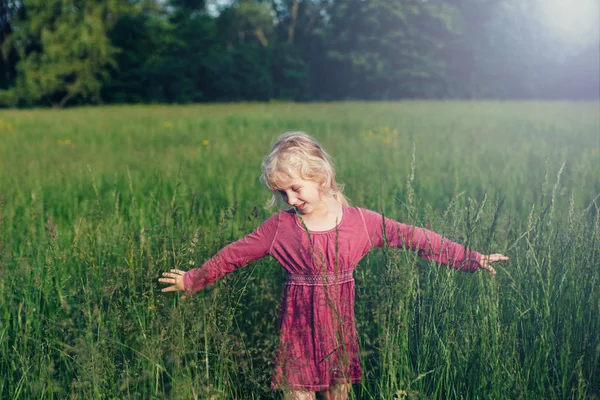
[296,203,305,211]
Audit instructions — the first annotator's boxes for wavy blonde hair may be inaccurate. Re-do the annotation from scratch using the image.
[260,131,349,208]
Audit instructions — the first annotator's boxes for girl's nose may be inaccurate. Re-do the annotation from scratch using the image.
[281,192,295,205]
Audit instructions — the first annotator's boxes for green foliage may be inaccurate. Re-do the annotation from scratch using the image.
[324,0,458,99]
[0,0,598,106]
[0,0,20,90]
[270,42,310,100]
[217,2,273,47]
[0,0,124,107]
[169,0,206,11]
[104,10,274,103]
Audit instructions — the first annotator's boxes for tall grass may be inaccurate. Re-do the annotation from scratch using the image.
[0,101,598,398]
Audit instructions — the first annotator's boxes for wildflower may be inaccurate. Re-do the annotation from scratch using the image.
[360,126,398,144]
[0,119,14,132]
[163,121,174,128]
[57,139,74,147]
[202,139,209,146]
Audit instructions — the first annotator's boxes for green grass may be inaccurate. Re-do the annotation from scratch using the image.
[0,101,598,399]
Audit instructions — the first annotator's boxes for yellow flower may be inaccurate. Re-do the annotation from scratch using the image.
[57,139,74,147]
[0,119,13,132]
[361,126,399,144]
[202,139,209,146]
[163,121,174,128]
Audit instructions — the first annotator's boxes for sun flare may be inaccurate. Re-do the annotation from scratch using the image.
[540,0,600,44]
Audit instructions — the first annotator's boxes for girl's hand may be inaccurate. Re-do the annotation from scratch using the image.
[159,269,189,300]
[479,254,509,276]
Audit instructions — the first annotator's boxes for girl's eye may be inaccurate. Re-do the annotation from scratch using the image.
[292,187,300,192]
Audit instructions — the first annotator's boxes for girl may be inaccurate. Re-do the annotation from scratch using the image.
[159,131,508,400]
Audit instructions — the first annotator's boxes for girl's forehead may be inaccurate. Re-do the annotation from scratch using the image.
[273,172,305,189]
[276,175,299,187]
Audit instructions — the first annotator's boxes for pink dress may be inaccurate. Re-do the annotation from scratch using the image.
[184,206,483,391]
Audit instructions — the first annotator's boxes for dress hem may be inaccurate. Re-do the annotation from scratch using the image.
[271,377,362,392]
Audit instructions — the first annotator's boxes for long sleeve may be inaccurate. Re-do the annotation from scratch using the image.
[184,213,280,294]
[359,208,482,272]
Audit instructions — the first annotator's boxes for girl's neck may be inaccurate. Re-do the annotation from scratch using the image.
[297,196,344,231]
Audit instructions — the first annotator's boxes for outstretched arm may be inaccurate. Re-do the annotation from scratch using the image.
[359,208,508,274]
[158,213,280,299]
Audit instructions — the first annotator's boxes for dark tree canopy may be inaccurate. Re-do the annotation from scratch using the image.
[0,0,598,107]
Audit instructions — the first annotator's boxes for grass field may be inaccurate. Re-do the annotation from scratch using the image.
[0,101,599,399]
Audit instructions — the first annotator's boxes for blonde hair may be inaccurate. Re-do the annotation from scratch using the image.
[260,131,349,208]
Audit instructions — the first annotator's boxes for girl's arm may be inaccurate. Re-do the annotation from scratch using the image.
[359,208,507,273]
[159,213,280,298]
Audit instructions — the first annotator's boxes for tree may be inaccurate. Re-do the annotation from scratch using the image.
[169,0,206,12]
[271,0,328,45]
[268,0,329,99]
[1,0,127,107]
[218,1,274,48]
[323,0,457,99]
[0,0,21,89]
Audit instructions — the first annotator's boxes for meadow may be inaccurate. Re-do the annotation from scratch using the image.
[0,101,598,399]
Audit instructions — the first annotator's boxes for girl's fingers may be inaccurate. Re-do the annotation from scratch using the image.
[479,253,508,275]
[489,254,510,263]
[480,261,496,275]
[158,270,185,293]
[162,271,186,280]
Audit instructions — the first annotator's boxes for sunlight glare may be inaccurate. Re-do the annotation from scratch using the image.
[541,0,600,44]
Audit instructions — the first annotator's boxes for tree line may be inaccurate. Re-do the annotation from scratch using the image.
[0,0,598,108]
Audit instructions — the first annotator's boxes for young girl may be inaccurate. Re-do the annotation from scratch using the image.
[159,131,508,400]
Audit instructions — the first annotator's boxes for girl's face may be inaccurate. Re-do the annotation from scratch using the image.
[276,174,324,216]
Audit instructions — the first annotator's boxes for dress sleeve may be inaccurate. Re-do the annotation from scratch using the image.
[184,213,280,294]
[359,208,482,272]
